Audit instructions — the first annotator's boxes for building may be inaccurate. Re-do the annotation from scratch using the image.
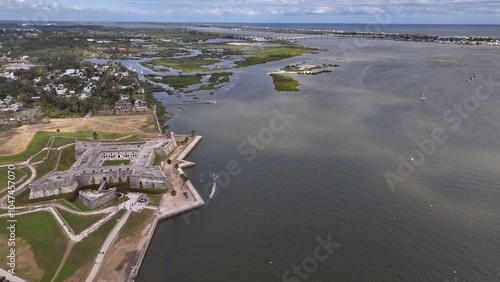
[134,100,147,108]
[29,135,178,200]
[115,94,131,109]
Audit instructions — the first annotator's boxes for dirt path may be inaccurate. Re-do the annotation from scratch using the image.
[50,242,75,282]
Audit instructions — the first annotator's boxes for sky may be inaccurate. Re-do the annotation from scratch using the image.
[0,0,499,24]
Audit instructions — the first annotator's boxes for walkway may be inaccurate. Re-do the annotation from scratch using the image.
[85,210,132,282]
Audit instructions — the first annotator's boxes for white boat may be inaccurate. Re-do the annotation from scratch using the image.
[421,88,426,100]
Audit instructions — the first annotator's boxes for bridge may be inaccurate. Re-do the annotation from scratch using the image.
[279,34,339,41]
[166,99,216,106]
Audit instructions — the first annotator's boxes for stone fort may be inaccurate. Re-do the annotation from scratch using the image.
[29,134,177,199]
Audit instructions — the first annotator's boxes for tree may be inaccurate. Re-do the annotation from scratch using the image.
[181,174,189,190]
[191,130,195,137]
[171,189,177,205]
[93,131,98,139]
[91,176,96,186]
[56,128,60,132]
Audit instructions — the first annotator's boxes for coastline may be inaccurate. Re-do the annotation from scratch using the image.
[127,135,205,282]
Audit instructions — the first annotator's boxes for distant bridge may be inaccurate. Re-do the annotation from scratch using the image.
[280,35,338,41]
[166,99,216,106]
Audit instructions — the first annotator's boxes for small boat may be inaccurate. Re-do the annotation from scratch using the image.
[421,88,426,101]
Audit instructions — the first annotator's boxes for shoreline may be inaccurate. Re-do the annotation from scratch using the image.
[127,135,205,281]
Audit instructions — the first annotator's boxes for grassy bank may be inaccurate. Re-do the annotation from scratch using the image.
[56,208,105,234]
[54,209,126,282]
[0,211,68,282]
[57,145,76,171]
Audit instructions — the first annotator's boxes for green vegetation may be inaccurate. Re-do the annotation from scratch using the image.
[147,194,162,207]
[102,159,131,166]
[34,149,60,179]
[141,56,218,72]
[71,200,93,212]
[51,137,76,148]
[139,115,159,134]
[117,209,155,241]
[154,74,203,90]
[0,211,68,282]
[57,145,76,171]
[153,154,164,166]
[54,209,126,282]
[30,150,49,163]
[198,72,233,90]
[269,74,300,92]
[237,46,314,68]
[56,208,105,234]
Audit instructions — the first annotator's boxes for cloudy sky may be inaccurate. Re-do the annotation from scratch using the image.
[0,0,499,24]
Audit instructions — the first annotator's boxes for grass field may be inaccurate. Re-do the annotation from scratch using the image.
[30,149,49,163]
[0,211,68,282]
[51,137,76,148]
[0,165,32,191]
[102,159,131,166]
[116,209,155,242]
[56,208,105,234]
[57,145,76,171]
[34,149,60,180]
[269,74,301,91]
[146,194,162,207]
[54,210,126,282]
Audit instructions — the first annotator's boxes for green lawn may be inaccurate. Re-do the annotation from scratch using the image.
[30,150,49,163]
[116,209,155,241]
[102,159,131,166]
[56,208,105,234]
[71,199,93,212]
[57,145,76,171]
[0,165,32,190]
[0,211,68,282]
[54,210,126,282]
[146,194,162,207]
[51,137,76,148]
[269,74,300,91]
[34,149,60,180]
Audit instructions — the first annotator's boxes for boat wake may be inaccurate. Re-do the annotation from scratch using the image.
[209,173,219,199]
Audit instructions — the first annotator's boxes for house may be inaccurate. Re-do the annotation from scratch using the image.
[134,100,147,108]
[115,94,131,109]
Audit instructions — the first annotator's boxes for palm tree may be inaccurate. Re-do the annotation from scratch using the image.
[181,174,188,190]
[171,189,177,205]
